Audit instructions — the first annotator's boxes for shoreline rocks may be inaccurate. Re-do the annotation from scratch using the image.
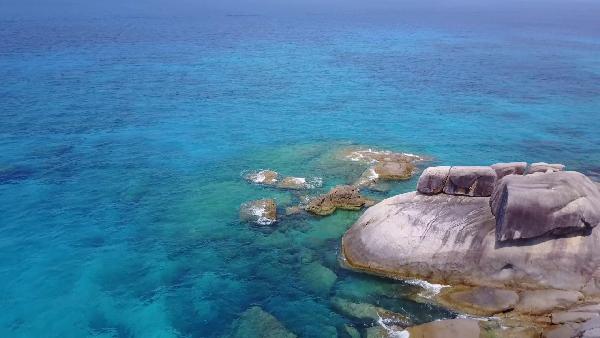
[239,199,277,225]
[306,185,374,216]
[341,162,600,337]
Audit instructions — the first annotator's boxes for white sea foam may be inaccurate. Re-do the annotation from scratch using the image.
[405,279,449,298]
[377,315,411,338]
[249,206,275,225]
[306,177,323,188]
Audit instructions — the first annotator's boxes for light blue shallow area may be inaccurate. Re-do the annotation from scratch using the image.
[1,7,600,338]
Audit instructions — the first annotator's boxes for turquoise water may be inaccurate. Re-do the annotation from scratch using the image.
[1,3,600,337]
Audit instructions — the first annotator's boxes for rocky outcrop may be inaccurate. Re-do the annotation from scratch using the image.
[245,170,279,185]
[436,286,519,316]
[342,189,600,294]
[443,166,497,197]
[372,161,415,180]
[528,162,566,174]
[344,147,422,188]
[306,185,373,216]
[277,177,308,190]
[491,171,600,242]
[239,199,277,225]
[417,166,451,194]
[491,162,527,179]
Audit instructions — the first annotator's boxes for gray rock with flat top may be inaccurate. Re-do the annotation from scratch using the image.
[491,171,600,242]
[491,162,527,179]
[443,166,497,197]
[417,166,451,195]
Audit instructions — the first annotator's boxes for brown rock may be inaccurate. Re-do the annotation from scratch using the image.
[306,185,372,216]
[373,161,415,180]
[516,290,583,315]
[240,199,277,225]
[245,170,279,185]
[407,319,480,338]
[277,177,308,190]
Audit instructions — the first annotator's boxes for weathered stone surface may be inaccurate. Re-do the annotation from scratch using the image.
[491,171,600,242]
[277,176,308,190]
[436,286,519,316]
[406,319,480,338]
[543,324,579,338]
[417,166,451,195]
[342,191,600,294]
[342,148,421,164]
[284,206,303,216]
[443,166,497,197]
[552,311,599,324]
[306,185,372,216]
[515,290,583,315]
[245,170,279,185]
[528,162,566,174]
[373,161,415,180]
[491,162,527,179]
[583,327,600,337]
[227,306,296,338]
[240,199,277,225]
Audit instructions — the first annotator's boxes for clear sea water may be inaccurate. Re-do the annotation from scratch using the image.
[1,1,600,337]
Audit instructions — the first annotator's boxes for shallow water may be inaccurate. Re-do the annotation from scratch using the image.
[1,3,600,337]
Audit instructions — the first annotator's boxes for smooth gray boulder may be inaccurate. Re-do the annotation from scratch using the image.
[417,166,451,195]
[528,162,566,174]
[342,191,600,295]
[443,166,497,197]
[515,289,583,315]
[491,162,527,179]
[491,171,600,242]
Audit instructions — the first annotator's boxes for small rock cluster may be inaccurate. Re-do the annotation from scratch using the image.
[306,185,374,216]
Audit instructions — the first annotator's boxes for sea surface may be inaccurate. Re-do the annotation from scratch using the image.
[1,1,600,337]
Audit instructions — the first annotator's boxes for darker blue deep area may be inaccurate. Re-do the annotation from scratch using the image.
[1,2,599,337]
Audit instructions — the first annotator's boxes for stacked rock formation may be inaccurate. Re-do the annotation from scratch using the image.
[342,161,600,337]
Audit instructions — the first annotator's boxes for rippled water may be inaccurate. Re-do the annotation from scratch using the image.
[1,3,600,337]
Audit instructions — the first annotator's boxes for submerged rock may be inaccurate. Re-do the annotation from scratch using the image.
[227,306,297,338]
[277,176,308,190]
[443,166,497,197]
[342,148,421,164]
[330,297,412,326]
[527,162,565,174]
[342,188,600,294]
[299,262,337,295]
[306,185,373,216]
[491,162,527,179]
[491,171,600,242]
[239,199,277,225]
[245,170,279,185]
[417,166,451,195]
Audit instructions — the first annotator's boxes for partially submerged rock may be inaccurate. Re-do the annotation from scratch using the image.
[373,161,415,180]
[443,166,497,197]
[245,170,279,185]
[239,199,277,225]
[343,148,421,164]
[491,162,527,179]
[491,171,600,242]
[528,162,566,174]
[436,286,519,316]
[330,297,412,326]
[277,176,308,190]
[306,185,373,216]
[417,166,451,195]
[299,262,337,295]
[227,306,296,338]
[406,319,480,338]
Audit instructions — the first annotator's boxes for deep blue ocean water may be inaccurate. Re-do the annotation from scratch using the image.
[1,1,600,337]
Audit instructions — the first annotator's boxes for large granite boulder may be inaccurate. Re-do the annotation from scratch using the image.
[240,199,277,225]
[436,286,519,316]
[491,162,527,179]
[306,185,373,216]
[528,162,565,174]
[417,166,451,195]
[443,166,497,197]
[342,190,600,295]
[491,171,600,242]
